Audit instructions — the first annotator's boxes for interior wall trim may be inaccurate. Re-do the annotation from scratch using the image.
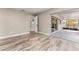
[0,32,29,39]
[38,32,49,36]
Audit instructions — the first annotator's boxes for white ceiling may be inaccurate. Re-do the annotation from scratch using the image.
[53,8,79,14]
[15,8,79,15]
[15,8,50,15]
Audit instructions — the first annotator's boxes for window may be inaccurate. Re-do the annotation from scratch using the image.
[63,19,78,30]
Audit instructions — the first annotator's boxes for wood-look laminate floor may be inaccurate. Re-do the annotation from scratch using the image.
[0,32,79,51]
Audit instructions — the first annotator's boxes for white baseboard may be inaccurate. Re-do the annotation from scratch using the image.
[0,32,29,39]
[38,32,49,36]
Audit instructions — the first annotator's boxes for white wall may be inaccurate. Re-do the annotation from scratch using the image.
[38,12,51,35]
[0,9,32,37]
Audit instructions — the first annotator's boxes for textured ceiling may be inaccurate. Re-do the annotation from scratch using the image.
[15,8,50,15]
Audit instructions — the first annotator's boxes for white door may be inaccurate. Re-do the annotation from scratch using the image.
[30,16,38,32]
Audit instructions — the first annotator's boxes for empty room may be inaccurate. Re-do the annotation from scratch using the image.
[0,8,79,51]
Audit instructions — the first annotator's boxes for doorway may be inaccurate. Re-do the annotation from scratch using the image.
[30,16,38,32]
[51,16,59,32]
